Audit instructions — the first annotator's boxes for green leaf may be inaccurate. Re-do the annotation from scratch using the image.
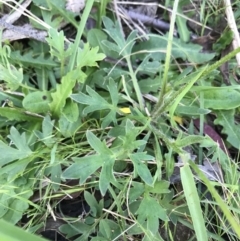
[0,107,42,122]
[99,219,121,240]
[63,131,115,195]
[87,29,118,58]
[214,110,240,148]
[85,131,115,195]
[35,68,49,91]
[23,91,51,113]
[134,34,215,64]
[49,71,76,116]
[175,135,211,148]
[102,16,125,49]
[107,79,119,107]
[101,110,117,129]
[10,51,57,68]
[66,0,95,74]
[0,193,9,218]
[128,182,145,203]
[0,219,48,241]
[0,157,31,180]
[46,28,72,62]
[48,145,62,191]
[125,30,138,54]
[102,17,137,57]
[84,191,103,217]
[0,176,34,224]
[71,86,114,114]
[101,40,121,53]
[59,222,91,238]
[99,156,115,195]
[189,161,240,239]
[2,196,29,224]
[86,130,112,155]
[77,42,105,68]
[176,105,211,116]
[130,153,154,186]
[167,66,208,125]
[50,163,62,192]
[42,115,55,147]
[0,64,23,90]
[0,91,22,107]
[35,115,55,147]
[180,158,208,241]
[145,180,170,194]
[176,6,190,42]
[49,0,78,28]
[136,195,168,236]
[62,99,79,123]
[101,79,119,128]
[87,28,108,52]
[0,128,32,167]
[120,120,145,154]
[61,155,104,184]
[137,56,161,76]
[213,29,234,53]
[8,127,31,153]
[202,88,240,109]
[58,116,81,138]
[125,119,137,136]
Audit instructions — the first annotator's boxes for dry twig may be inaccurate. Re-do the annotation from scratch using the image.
[223,0,240,66]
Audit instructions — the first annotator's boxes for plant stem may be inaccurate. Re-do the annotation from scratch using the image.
[151,0,179,120]
[151,46,240,121]
[202,47,240,76]
[125,56,144,110]
[67,0,95,72]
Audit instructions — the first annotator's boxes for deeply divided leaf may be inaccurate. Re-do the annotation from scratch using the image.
[214,110,240,149]
[49,71,76,116]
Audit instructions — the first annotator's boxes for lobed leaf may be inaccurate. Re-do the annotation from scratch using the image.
[214,110,240,149]
[84,191,102,217]
[0,175,34,224]
[46,28,71,62]
[130,153,154,186]
[86,130,112,155]
[102,16,125,50]
[136,195,168,236]
[61,155,104,184]
[71,86,114,115]
[8,127,31,153]
[0,64,23,91]
[99,156,115,196]
[49,71,76,117]
[10,51,57,68]
[99,219,121,240]
[77,42,105,68]
[58,116,81,138]
[0,132,32,167]
[87,28,118,58]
